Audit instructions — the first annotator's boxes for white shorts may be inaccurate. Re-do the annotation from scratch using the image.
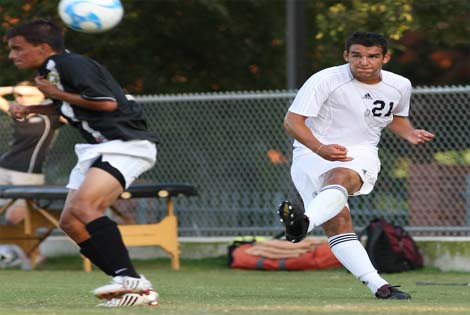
[291,146,380,207]
[0,167,45,206]
[67,140,157,190]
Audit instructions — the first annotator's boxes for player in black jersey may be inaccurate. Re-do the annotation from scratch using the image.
[6,19,159,306]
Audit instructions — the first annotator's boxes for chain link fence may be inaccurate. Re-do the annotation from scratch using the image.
[0,86,468,236]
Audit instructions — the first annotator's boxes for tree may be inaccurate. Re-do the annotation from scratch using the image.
[0,0,468,93]
[0,0,286,93]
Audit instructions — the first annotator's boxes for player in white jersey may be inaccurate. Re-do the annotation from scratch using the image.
[278,32,434,299]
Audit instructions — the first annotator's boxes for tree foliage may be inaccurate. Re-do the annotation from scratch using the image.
[306,0,414,75]
[0,0,468,94]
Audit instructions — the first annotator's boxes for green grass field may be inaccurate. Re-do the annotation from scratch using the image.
[0,256,469,315]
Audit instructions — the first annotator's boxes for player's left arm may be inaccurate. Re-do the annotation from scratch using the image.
[34,76,117,112]
[387,115,435,145]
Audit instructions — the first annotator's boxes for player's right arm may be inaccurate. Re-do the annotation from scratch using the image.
[35,76,117,112]
[286,66,353,162]
[284,111,352,162]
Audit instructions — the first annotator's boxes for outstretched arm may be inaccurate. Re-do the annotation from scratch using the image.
[387,116,435,144]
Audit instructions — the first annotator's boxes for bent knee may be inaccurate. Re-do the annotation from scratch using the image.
[58,214,77,234]
[65,194,108,216]
[324,168,362,194]
[62,196,109,226]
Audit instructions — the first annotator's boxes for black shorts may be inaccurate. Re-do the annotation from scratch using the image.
[91,156,126,189]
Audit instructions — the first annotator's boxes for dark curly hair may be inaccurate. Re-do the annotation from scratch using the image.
[6,19,65,53]
[345,32,388,55]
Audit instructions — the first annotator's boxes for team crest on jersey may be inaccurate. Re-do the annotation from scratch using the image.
[364,109,371,116]
[47,71,60,85]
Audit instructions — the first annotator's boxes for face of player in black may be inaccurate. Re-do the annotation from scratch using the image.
[8,36,54,70]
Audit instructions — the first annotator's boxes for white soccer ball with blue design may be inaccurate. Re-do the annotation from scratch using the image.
[58,0,124,33]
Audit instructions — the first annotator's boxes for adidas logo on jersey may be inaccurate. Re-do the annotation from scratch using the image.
[363,93,373,100]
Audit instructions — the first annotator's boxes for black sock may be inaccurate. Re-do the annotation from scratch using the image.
[78,238,114,276]
[85,216,139,278]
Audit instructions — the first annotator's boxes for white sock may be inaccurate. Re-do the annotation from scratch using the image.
[328,233,388,295]
[306,185,348,232]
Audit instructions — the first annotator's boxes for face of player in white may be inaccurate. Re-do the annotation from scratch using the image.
[8,36,54,70]
[343,44,391,84]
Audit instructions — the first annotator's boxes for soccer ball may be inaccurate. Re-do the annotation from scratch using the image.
[58,0,124,33]
[0,245,18,266]
[0,245,32,270]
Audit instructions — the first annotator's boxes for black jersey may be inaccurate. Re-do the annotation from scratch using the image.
[38,53,159,144]
[0,114,62,173]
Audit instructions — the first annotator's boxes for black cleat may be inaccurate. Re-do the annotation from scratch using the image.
[375,285,411,300]
[277,200,309,243]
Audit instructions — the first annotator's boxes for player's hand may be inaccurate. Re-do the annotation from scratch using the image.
[407,129,435,144]
[35,76,59,98]
[8,102,29,120]
[317,144,353,162]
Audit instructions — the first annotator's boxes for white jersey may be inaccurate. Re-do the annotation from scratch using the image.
[288,64,411,157]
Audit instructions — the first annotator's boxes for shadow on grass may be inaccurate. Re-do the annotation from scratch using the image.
[34,255,228,271]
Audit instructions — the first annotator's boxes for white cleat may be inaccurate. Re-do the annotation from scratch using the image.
[97,289,159,307]
[93,274,153,299]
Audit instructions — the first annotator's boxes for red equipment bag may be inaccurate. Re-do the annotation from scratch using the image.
[229,238,342,271]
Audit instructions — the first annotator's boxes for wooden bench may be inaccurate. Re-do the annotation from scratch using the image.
[0,183,197,271]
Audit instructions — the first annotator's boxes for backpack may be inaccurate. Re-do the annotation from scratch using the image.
[359,218,424,273]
